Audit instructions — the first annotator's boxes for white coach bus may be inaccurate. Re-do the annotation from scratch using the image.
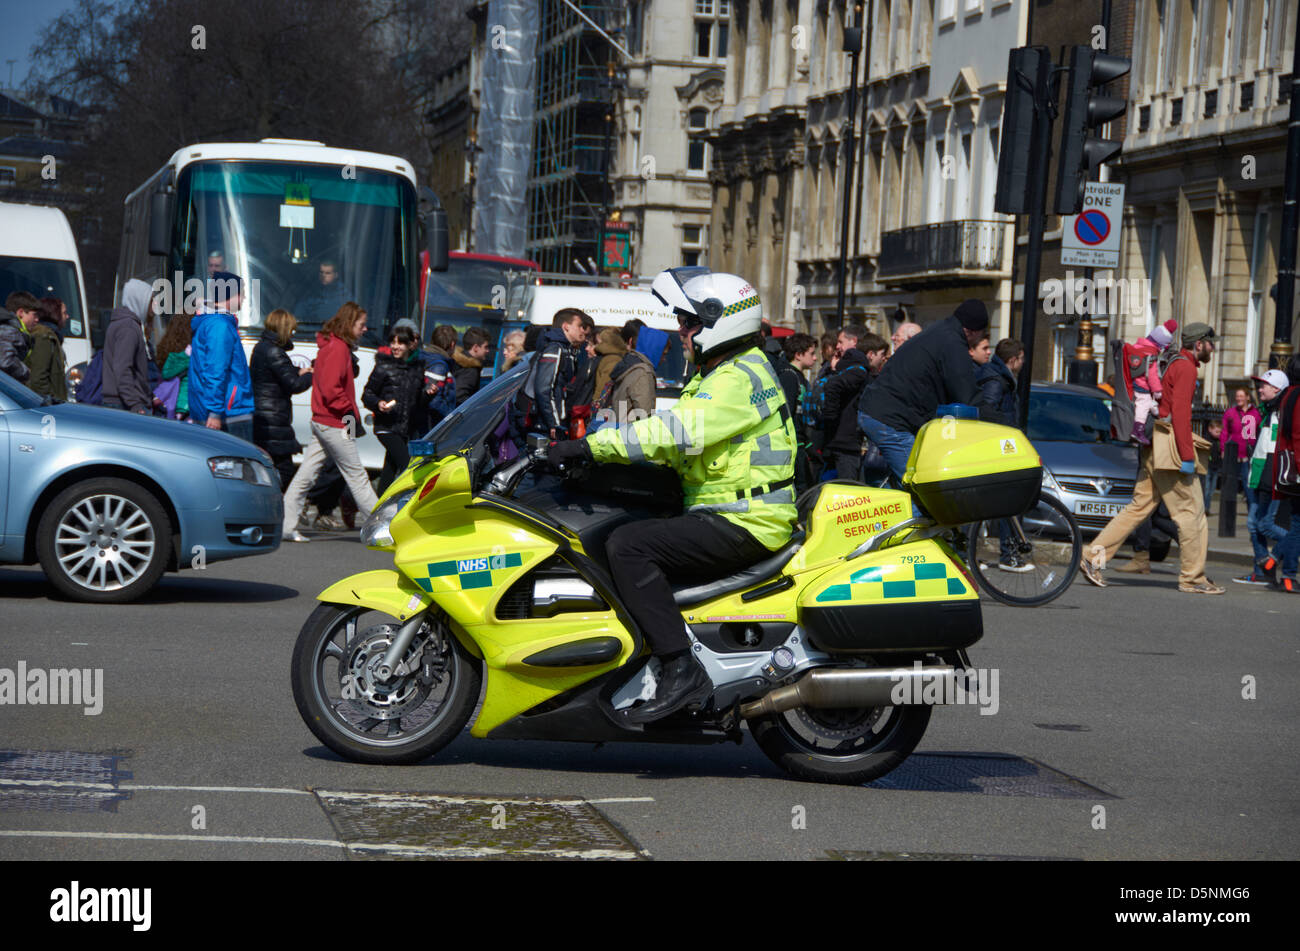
[116,138,448,469]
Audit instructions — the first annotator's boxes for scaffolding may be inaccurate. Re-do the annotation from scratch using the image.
[527,0,627,274]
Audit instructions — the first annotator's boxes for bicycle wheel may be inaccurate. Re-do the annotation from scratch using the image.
[965,493,1082,607]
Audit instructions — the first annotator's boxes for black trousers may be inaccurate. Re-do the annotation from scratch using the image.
[377,432,410,494]
[604,513,772,655]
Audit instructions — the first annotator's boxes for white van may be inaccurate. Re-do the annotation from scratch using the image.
[0,201,92,373]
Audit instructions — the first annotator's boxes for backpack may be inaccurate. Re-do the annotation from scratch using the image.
[802,370,832,430]
[1107,339,1135,441]
[76,350,105,405]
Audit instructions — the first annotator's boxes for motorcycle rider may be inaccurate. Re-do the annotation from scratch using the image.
[547,268,798,723]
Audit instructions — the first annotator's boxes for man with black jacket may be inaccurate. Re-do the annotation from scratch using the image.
[822,332,888,480]
[531,307,588,439]
[856,299,991,482]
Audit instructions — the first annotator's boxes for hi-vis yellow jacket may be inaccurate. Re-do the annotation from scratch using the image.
[586,346,798,549]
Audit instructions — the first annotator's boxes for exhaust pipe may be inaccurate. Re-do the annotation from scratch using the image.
[740,666,959,720]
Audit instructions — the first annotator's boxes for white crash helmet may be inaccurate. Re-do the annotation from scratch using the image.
[650,267,764,358]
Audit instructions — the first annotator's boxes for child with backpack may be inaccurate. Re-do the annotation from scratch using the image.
[1123,318,1178,445]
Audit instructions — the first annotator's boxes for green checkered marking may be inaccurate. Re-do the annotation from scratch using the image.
[416,552,523,592]
[720,294,760,318]
[816,559,969,603]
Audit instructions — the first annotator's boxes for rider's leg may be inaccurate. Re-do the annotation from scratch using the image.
[605,513,771,721]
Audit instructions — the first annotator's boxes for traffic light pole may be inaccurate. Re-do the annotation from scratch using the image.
[1272,32,1300,370]
[1016,53,1057,433]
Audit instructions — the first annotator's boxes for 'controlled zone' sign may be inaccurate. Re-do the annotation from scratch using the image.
[1061,182,1125,268]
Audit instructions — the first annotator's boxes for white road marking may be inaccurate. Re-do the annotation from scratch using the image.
[0,830,644,859]
[1,779,654,805]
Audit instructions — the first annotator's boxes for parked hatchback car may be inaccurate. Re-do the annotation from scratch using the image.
[0,372,282,602]
[1026,382,1139,536]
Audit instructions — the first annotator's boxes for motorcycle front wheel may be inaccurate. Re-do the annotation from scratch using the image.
[290,604,481,764]
[749,702,932,785]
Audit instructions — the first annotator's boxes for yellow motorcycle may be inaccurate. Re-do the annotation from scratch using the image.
[290,363,1041,784]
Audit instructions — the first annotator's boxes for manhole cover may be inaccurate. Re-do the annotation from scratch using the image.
[826,850,1079,861]
[0,750,133,813]
[866,752,1116,799]
[314,790,647,860]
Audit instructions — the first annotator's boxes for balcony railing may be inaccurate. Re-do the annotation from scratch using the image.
[877,219,1006,281]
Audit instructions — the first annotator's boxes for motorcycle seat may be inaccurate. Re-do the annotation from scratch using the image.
[672,530,805,608]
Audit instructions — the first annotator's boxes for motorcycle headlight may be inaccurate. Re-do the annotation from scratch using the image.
[209,456,275,486]
[361,490,414,548]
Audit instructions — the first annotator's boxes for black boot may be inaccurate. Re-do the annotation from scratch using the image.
[623,652,712,724]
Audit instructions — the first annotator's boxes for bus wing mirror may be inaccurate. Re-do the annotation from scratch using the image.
[149,191,174,257]
[420,186,449,272]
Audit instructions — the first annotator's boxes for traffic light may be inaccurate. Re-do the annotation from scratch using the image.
[1053,46,1130,215]
[994,46,1049,215]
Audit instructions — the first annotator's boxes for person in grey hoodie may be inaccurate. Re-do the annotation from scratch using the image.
[103,278,155,413]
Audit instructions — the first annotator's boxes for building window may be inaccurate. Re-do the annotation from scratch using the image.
[627,1,644,55]
[1246,208,1271,374]
[939,0,956,21]
[1203,89,1217,117]
[1240,81,1254,109]
[1139,104,1151,131]
[687,108,709,171]
[693,0,729,60]
[1170,97,1183,124]
[1144,222,1163,334]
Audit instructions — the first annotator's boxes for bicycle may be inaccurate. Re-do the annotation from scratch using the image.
[964,492,1082,607]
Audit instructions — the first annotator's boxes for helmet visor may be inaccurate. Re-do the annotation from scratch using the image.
[651,266,713,321]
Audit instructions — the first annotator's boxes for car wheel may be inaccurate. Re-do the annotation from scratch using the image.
[36,477,172,603]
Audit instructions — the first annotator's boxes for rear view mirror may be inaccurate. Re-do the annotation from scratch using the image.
[149,191,174,257]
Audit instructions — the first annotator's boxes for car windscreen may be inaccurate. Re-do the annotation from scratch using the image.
[1028,390,1118,444]
[0,256,86,339]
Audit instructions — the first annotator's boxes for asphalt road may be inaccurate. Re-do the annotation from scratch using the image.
[1,532,1296,862]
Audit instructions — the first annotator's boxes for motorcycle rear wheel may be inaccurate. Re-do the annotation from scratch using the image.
[749,702,931,785]
[291,604,481,765]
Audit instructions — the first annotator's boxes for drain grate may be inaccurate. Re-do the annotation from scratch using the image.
[313,790,647,860]
[866,752,1116,799]
[826,850,1079,861]
[0,749,133,813]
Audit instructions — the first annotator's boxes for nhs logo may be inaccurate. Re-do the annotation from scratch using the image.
[457,558,490,573]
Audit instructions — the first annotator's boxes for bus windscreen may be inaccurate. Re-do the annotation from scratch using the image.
[171,161,417,341]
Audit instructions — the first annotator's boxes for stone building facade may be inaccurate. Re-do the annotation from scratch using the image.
[1113,0,1298,400]
[613,2,733,277]
[709,0,1029,338]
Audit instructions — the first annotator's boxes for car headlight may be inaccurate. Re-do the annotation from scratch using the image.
[1041,468,1062,493]
[209,456,275,487]
[361,490,414,548]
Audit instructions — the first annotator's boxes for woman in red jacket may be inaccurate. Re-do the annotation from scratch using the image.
[281,302,380,542]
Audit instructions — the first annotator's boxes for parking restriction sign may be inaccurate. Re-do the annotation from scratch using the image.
[1061,182,1125,268]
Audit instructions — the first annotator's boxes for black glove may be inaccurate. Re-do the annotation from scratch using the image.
[547,439,592,468]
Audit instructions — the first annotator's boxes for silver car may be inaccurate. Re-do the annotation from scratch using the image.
[0,372,282,602]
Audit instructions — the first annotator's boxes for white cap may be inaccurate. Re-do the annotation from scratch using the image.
[1252,369,1290,390]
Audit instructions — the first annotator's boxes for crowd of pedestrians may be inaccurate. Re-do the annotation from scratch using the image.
[4,266,1299,596]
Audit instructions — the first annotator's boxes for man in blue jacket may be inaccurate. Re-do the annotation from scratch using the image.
[189,272,255,442]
